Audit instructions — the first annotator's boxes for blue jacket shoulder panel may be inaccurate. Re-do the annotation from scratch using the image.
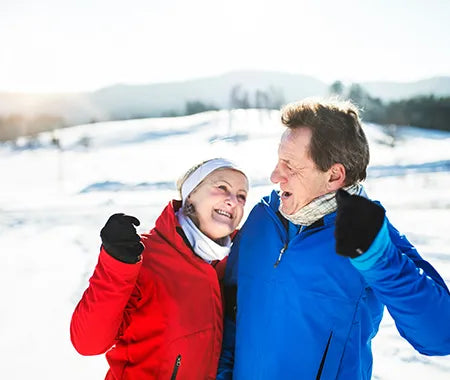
[386,218,449,292]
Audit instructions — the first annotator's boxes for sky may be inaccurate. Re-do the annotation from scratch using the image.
[1,0,450,93]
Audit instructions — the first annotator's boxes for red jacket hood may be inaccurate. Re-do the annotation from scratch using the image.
[152,199,185,249]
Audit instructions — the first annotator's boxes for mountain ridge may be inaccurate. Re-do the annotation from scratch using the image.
[1,70,449,126]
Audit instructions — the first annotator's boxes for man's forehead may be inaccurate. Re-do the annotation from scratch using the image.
[278,129,312,161]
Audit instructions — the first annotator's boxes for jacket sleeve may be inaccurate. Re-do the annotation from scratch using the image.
[217,232,241,379]
[351,218,450,355]
[70,247,142,355]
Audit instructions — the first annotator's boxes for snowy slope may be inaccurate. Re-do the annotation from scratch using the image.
[1,110,449,379]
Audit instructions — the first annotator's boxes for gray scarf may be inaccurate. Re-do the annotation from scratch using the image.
[279,184,362,226]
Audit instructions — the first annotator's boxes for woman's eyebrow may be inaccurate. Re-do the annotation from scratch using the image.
[215,179,248,192]
[212,179,232,187]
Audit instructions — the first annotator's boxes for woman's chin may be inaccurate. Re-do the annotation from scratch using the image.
[202,224,233,242]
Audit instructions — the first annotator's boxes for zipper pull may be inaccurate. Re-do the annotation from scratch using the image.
[274,243,287,268]
[170,354,182,380]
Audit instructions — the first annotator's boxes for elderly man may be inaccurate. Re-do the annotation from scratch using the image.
[217,99,450,379]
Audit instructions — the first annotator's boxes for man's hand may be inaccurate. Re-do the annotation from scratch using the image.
[335,189,385,258]
[100,213,144,264]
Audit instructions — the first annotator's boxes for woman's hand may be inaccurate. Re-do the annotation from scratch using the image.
[100,213,144,264]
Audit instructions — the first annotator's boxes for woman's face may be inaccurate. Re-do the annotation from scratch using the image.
[187,168,248,241]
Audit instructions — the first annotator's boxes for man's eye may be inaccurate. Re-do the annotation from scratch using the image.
[218,185,227,191]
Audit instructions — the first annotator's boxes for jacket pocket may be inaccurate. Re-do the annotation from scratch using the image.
[159,328,216,379]
[316,331,333,380]
[170,354,182,380]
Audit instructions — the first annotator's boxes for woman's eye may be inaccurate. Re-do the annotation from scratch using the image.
[238,194,247,203]
[218,185,227,191]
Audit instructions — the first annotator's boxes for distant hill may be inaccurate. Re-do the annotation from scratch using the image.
[1,71,449,127]
[89,71,327,120]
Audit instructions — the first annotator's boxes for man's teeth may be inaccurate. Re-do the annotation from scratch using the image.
[216,209,232,218]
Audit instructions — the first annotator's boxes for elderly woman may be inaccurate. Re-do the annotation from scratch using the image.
[71,158,249,380]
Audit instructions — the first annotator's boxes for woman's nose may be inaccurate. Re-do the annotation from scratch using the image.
[225,194,238,206]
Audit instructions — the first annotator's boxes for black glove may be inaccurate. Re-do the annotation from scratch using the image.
[100,213,144,264]
[335,189,385,258]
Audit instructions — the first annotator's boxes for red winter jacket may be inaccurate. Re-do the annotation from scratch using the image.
[70,200,227,379]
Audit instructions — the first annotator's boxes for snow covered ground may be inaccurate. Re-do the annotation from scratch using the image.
[1,110,449,379]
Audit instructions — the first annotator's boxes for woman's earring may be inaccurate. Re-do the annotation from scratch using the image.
[184,203,195,216]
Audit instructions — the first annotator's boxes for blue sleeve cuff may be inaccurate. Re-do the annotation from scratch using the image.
[350,218,390,271]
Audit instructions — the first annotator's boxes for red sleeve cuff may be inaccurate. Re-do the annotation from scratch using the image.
[99,246,143,276]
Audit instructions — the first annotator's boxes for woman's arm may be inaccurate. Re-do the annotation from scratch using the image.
[70,247,142,355]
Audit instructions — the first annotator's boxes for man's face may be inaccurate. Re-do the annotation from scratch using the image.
[270,127,332,215]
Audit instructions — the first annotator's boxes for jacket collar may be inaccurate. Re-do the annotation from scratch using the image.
[153,200,236,264]
[153,200,191,254]
[263,190,337,228]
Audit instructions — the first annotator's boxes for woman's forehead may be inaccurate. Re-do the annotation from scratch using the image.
[206,169,248,188]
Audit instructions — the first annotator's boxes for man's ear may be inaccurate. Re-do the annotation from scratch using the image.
[327,163,346,191]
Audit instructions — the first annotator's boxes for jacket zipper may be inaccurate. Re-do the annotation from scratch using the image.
[273,243,287,268]
[170,354,182,380]
[273,225,305,268]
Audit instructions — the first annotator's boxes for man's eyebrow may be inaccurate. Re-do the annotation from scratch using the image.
[281,159,306,170]
[281,159,294,166]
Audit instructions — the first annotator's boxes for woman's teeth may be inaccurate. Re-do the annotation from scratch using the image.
[216,209,232,218]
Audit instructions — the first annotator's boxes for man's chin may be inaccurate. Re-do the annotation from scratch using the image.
[280,201,302,216]
[280,205,295,215]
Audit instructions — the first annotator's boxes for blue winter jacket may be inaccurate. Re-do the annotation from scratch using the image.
[217,190,450,380]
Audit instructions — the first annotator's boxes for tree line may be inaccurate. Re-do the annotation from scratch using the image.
[330,81,450,132]
[164,85,286,117]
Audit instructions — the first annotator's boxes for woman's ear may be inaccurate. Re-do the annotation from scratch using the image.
[327,163,346,191]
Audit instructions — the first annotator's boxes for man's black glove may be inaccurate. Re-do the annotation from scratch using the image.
[100,213,144,264]
[335,189,385,258]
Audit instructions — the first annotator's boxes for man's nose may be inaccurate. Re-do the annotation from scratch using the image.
[270,165,283,184]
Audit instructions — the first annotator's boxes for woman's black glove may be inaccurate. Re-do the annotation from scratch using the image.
[335,189,385,258]
[100,213,144,264]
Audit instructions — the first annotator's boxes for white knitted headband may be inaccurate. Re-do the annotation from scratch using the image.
[181,158,247,204]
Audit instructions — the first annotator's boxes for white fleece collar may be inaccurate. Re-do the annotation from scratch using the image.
[176,210,231,262]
